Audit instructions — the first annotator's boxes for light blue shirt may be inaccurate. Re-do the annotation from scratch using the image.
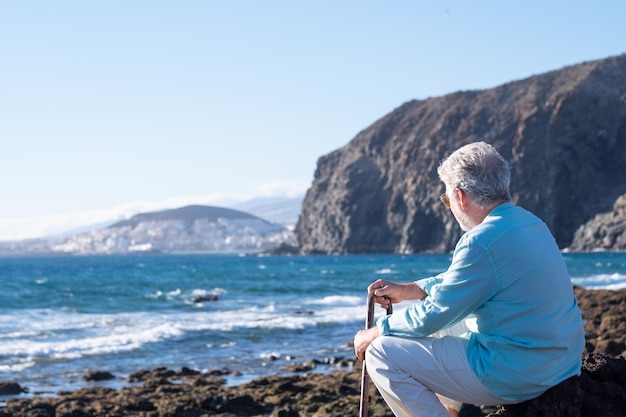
[377,202,585,401]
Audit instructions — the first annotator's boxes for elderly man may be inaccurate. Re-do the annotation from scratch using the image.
[354,142,584,417]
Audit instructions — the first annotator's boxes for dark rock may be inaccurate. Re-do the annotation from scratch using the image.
[206,367,233,376]
[460,404,489,417]
[193,295,217,303]
[178,367,200,377]
[0,381,26,395]
[575,287,626,358]
[127,369,151,382]
[264,242,301,255]
[83,370,114,381]
[191,375,226,387]
[486,354,626,417]
[19,402,55,417]
[270,405,301,417]
[280,361,316,373]
[290,310,314,315]
[128,366,228,386]
[192,295,218,303]
[296,53,626,254]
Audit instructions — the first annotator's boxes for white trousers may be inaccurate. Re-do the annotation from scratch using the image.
[365,326,515,417]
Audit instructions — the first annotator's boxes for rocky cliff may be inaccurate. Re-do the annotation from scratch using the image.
[296,54,626,254]
[569,193,626,251]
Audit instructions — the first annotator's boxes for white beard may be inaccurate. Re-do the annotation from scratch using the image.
[455,209,477,232]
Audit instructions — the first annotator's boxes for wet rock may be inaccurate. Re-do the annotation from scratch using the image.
[280,361,316,373]
[486,353,626,417]
[270,405,301,417]
[264,243,301,255]
[127,369,152,383]
[575,287,626,358]
[0,382,25,395]
[192,295,218,303]
[17,402,55,417]
[83,371,114,381]
[205,367,233,376]
[290,310,314,316]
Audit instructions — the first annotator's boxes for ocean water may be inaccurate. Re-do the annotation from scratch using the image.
[1,252,625,397]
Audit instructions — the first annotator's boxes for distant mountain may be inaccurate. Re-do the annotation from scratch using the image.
[48,196,302,241]
[109,205,261,228]
[0,204,295,255]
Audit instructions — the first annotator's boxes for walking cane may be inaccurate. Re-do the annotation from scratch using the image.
[359,293,392,417]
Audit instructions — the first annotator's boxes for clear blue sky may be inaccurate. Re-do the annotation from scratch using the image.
[1,1,625,239]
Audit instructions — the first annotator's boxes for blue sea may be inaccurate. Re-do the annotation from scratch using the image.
[1,253,625,398]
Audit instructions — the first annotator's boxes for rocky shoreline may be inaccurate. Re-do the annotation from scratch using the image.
[1,287,625,417]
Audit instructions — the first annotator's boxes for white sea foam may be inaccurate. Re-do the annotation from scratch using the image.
[0,299,367,364]
[0,312,184,359]
[305,295,362,306]
[571,273,626,290]
[18,270,626,366]
[190,288,228,297]
[145,287,227,301]
[259,352,281,360]
[4,269,622,367]
[0,358,35,373]
[375,268,396,275]
[594,282,626,290]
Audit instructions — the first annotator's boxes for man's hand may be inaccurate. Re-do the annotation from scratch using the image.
[354,326,380,361]
[368,279,427,309]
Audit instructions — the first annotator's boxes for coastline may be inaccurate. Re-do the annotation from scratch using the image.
[1,287,625,417]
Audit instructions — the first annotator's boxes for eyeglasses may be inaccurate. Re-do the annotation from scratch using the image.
[440,193,451,209]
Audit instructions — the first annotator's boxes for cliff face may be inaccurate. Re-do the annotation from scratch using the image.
[296,54,626,254]
[569,194,626,251]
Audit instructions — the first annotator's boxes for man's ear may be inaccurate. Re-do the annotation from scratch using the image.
[455,188,468,209]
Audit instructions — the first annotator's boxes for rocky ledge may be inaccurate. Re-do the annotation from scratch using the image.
[1,288,625,417]
[569,194,626,252]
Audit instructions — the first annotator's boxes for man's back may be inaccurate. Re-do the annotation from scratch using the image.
[464,203,585,401]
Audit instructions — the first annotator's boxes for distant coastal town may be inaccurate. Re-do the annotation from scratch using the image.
[0,205,296,256]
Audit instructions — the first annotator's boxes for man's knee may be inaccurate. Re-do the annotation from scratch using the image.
[365,336,393,371]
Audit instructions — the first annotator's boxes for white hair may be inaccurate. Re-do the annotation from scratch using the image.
[437,142,511,207]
